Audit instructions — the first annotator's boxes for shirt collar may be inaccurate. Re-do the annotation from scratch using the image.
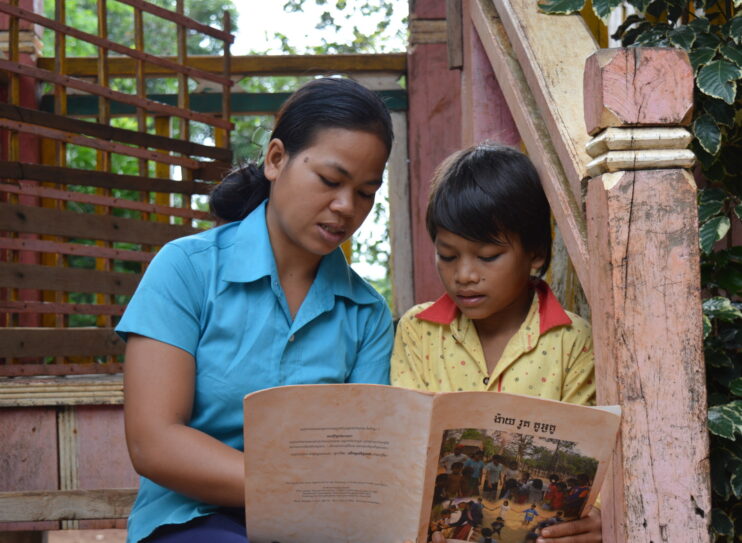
[222,199,274,284]
[221,200,377,306]
[415,279,572,336]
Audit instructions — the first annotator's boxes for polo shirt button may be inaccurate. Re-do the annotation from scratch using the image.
[289,335,295,342]
[483,377,490,385]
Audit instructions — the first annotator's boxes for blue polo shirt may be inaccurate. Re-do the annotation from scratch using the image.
[115,200,392,543]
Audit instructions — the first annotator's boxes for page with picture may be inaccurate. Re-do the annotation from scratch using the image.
[242,384,620,543]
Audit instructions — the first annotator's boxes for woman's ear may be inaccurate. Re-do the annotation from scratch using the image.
[263,138,287,182]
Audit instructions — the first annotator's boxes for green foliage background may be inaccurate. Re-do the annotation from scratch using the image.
[538,0,742,539]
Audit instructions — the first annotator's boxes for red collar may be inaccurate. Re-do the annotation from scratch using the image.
[415,280,572,336]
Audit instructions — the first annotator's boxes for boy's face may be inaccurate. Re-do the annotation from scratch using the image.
[434,229,544,325]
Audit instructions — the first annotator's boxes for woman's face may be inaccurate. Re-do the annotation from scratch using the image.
[264,127,389,263]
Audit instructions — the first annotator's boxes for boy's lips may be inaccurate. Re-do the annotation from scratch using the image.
[455,293,485,306]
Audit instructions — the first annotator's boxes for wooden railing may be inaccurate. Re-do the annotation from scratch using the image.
[407,0,710,540]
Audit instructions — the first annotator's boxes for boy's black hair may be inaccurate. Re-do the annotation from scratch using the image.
[426,143,552,276]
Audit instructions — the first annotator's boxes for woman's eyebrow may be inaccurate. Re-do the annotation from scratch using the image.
[322,161,383,185]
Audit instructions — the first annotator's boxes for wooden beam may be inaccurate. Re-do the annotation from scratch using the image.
[469,0,590,293]
[0,375,123,407]
[0,202,198,245]
[584,48,709,542]
[446,0,464,69]
[115,0,232,42]
[0,2,232,86]
[0,328,124,358]
[0,363,123,377]
[0,58,232,129]
[37,53,407,78]
[0,103,231,161]
[0,263,140,295]
[0,182,212,221]
[0,489,135,522]
[491,0,597,200]
[0,237,154,263]
[0,161,217,193]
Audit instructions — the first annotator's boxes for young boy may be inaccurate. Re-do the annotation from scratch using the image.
[391,144,601,542]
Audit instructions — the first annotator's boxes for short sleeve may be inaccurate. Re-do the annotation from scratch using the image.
[560,316,596,406]
[115,242,203,355]
[390,307,429,390]
[346,300,393,385]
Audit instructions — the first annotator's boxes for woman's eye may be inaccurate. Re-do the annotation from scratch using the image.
[357,191,376,200]
[437,253,455,262]
[479,254,501,262]
[319,175,339,188]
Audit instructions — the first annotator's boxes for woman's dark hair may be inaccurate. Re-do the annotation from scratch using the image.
[210,77,394,222]
[425,143,552,277]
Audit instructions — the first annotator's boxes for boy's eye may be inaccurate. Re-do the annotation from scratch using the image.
[436,253,455,262]
[479,254,502,262]
[357,190,376,200]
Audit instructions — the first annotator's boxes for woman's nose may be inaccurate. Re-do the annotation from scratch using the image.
[329,189,354,217]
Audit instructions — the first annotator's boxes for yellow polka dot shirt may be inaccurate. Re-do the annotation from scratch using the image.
[390,281,595,406]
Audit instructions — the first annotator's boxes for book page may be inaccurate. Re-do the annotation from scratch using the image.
[420,392,620,543]
[243,384,435,543]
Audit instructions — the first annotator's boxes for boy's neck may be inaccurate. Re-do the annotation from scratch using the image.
[473,286,535,374]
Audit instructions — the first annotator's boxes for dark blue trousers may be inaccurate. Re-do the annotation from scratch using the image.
[142,508,249,543]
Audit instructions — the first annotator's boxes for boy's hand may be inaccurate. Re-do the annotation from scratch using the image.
[537,507,601,543]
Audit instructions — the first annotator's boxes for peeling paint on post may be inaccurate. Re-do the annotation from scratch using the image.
[584,48,711,542]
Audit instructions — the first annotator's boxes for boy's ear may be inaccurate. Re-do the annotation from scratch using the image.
[263,138,287,182]
[530,252,546,274]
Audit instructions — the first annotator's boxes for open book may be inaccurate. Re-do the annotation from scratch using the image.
[243,384,620,543]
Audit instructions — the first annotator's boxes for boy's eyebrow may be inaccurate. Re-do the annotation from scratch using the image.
[322,160,383,186]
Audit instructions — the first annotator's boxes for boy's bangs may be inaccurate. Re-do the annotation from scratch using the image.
[429,178,507,245]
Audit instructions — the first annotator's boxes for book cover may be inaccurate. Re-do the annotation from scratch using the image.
[243,384,620,543]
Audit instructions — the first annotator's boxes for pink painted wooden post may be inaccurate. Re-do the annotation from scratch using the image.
[408,0,462,304]
[460,0,519,148]
[583,48,711,541]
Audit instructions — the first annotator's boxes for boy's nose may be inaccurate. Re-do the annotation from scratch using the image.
[455,261,480,284]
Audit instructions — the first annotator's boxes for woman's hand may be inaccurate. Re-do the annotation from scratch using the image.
[537,507,601,543]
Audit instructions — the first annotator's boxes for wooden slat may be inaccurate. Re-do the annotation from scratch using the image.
[0,300,125,316]
[0,103,231,161]
[0,202,198,245]
[0,488,135,521]
[0,58,232,130]
[0,182,213,221]
[37,53,407,78]
[492,0,597,199]
[0,1,232,86]
[0,161,217,193]
[0,363,123,377]
[0,328,124,358]
[0,237,154,263]
[0,117,202,169]
[116,0,232,42]
[0,374,123,406]
[0,263,140,295]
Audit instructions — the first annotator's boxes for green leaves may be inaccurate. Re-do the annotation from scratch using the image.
[694,113,723,155]
[697,60,742,104]
[537,0,586,14]
[669,25,696,49]
[712,507,735,536]
[709,401,742,440]
[591,0,624,19]
[703,297,742,321]
[700,216,731,254]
